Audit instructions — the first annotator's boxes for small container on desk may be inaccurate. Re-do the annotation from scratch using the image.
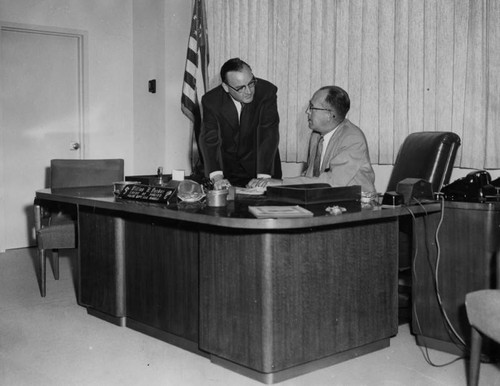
[206,189,229,207]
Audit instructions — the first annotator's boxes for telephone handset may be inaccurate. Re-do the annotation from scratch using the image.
[441,170,497,202]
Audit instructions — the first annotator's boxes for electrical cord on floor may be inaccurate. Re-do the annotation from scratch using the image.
[404,197,467,367]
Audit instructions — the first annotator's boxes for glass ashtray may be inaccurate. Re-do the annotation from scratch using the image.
[177,180,205,202]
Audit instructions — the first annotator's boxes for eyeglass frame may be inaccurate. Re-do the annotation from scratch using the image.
[225,77,258,93]
[306,102,334,113]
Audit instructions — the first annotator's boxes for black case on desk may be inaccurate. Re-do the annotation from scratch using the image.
[266,184,361,205]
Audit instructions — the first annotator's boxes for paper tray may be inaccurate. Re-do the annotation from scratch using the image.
[266,184,361,204]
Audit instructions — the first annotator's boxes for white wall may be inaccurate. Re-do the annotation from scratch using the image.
[132,0,193,176]
[0,0,193,178]
[0,0,135,174]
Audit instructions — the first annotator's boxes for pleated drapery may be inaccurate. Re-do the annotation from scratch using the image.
[204,0,500,169]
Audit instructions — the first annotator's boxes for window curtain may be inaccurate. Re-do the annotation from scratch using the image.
[204,0,500,169]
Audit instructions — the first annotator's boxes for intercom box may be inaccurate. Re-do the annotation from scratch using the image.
[396,178,433,205]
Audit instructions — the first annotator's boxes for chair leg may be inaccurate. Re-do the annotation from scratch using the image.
[39,248,46,297]
[51,249,60,280]
[469,327,482,386]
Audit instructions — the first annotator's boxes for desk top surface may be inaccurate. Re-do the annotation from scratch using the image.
[36,186,441,230]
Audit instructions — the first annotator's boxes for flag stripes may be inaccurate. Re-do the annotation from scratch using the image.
[181,0,209,124]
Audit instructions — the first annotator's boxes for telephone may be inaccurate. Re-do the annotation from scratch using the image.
[441,170,498,202]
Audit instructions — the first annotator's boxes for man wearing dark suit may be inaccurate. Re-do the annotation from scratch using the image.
[249,85,376,193]
[200,58,282,187]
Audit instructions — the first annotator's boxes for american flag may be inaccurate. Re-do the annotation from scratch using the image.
[181,0,209,175]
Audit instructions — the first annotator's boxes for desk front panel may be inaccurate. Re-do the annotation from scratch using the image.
[124,214,199,344]
[199,219,399,373]
[79,207,126,318]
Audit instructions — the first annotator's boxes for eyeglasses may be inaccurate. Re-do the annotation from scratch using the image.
[226,77,257,93]
[307,103,333,113]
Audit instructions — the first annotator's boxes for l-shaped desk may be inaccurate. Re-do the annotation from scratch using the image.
[35,186,440,383]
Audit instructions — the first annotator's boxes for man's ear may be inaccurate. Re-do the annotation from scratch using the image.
[222,83,229,93]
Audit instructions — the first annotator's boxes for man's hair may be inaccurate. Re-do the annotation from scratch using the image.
[319,86,350,118]
[220,58,252,83]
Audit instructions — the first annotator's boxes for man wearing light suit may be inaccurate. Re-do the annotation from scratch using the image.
[200,58,282,188]
[249,85,375,193]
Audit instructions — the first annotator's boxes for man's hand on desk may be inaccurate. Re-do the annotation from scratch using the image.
[247,178,283,188]
[211,174,231,190]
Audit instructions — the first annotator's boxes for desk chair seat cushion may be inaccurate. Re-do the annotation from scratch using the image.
[37,213,76,249]
[466,290,500,341]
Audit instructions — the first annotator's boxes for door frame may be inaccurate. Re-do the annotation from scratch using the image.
[0,21,88,252]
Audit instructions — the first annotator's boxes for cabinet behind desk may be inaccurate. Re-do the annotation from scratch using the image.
[412,200,500,356]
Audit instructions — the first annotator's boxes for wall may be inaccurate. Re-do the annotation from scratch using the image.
[133,0,193,176]
[2,0,498,187]
[0,0,135,174]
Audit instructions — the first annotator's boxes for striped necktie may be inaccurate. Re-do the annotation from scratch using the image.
[313,136,324,177]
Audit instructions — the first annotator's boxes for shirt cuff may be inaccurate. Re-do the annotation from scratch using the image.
[209,171,224,180]
[257,173,271,179]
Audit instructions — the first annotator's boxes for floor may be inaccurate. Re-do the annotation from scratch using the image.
[1,248,499,386]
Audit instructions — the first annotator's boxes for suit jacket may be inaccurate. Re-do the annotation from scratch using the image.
[200,78,281,187]
[284,119,376,192]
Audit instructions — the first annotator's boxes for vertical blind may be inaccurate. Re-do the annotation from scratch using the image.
[205,0,500,169]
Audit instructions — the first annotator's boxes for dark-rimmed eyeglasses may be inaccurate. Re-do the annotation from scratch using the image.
[226,77,258,93]
[306,103,333,113]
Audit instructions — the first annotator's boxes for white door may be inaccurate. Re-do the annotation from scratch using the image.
[0,25,84,251]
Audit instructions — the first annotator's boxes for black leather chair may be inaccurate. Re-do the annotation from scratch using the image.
[387,132,461,322]
[34,159,124,297]
[387,131,461,193]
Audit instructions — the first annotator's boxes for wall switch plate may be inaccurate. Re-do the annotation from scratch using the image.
[148,79,156,93]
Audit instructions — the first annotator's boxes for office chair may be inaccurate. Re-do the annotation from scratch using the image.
[34,159,124,297]
[387,132,461,321]
[386,131,461,193]
[465,290,500,386]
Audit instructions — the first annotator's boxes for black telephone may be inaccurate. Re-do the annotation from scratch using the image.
[441,170,498,202]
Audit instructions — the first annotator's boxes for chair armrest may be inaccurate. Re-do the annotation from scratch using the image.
[33,198,51,231]
[34,203,42,231]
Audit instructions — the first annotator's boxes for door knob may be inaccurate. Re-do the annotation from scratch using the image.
[70,142,80,150]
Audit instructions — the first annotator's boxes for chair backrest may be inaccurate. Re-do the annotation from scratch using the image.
[50,159,124,189]
[386,132,461,193]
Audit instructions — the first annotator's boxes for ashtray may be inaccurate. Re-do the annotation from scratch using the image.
[177,180,205,202]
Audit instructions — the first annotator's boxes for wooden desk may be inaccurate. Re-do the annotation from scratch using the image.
[412,200,500,356]
[35,186,439,383]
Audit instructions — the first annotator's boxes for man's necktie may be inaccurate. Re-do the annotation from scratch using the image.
[239,102,246,124]
[313,136,324,177]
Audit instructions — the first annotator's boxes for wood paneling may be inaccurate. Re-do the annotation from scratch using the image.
[200,220,398,373]
[79,207,126,318]
[125,215,199,343]
[412,202,500,355]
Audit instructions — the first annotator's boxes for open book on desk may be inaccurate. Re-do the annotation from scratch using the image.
[248,205,313,219]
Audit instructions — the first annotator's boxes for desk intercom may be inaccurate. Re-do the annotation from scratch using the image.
[382,178,433,206]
